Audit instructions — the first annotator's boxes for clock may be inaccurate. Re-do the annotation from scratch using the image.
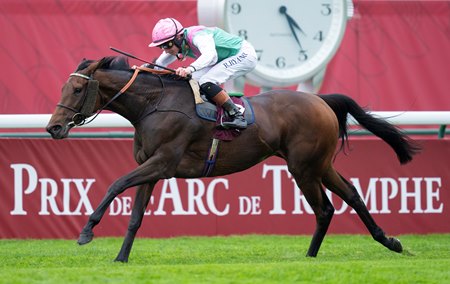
[198,0,353,88]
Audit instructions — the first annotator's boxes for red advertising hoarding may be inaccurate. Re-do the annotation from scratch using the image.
[0,138,448,239]
[0,0,449,115]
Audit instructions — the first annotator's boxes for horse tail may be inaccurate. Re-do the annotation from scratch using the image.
[318,93,421,164]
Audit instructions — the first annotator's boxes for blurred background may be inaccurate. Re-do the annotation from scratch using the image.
[1,0,449,114]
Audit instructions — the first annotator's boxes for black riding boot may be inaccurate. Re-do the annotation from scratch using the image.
[221,99,247,129]
[202,83,248,129]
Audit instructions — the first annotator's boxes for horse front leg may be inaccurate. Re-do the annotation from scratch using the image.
[77,158,165,246]
[115,182,155,263]
[77,176,131,245]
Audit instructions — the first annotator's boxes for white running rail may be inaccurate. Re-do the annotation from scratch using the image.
[0,112,449,129]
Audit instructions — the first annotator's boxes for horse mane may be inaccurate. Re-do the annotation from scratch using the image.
[81,56,190,81]
[97,56,131,71]
[74,57,129,72]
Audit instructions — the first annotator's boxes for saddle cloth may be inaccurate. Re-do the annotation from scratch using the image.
[195,96,255,125]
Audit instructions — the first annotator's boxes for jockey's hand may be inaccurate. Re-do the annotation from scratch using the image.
[176,67,192,78]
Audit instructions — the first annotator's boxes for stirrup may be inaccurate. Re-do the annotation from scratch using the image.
[221,115,247,129]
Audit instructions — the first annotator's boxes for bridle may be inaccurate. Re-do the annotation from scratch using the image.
[56,66,192,128]
[57,72,100,127]
[57,67,144,127]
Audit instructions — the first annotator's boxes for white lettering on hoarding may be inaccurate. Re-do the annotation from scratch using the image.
[141,178,230,216]
[263,164,289,215]
[206,178,230,216]
[110,196,132,216]
[7,163,444,217]
[239,196,261,215]
[424,177,443,213]
[9,163,94,216]
[260,164,444,216]
[185,178,209,215]
[152,178,188,216]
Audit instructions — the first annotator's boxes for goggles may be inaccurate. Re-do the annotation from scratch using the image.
[159,41,174,49]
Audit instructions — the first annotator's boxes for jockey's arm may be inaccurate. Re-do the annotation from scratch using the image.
[190,33,218,72]
[153,52,177,69]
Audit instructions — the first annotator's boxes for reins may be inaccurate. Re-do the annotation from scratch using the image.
[130,67,193,125]
[59,65,185,127]
[82,66,143,125]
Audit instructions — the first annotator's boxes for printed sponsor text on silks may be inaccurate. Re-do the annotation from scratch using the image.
[223,53,248,68]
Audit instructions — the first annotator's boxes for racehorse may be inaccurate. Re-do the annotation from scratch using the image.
[46,56,420,262]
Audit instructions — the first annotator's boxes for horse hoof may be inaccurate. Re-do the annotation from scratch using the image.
[114,257,128,263]
[77,231,94,245]
[389,237,403,253]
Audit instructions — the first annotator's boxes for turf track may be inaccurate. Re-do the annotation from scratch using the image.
[0,234,448,284]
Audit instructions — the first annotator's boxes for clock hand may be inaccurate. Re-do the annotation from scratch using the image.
[286,14,306,36]
[279,6,306,50]
[287,17,304,50]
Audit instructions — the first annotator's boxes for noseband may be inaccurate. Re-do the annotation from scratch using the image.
[57,72,99,126]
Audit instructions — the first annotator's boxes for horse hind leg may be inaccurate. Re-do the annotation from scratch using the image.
[322,167,403,253]
[115,183,155,263]
[292,174,335,257]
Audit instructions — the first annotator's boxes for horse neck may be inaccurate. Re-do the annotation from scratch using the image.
[97,70,190,124]
[96,70,157,123]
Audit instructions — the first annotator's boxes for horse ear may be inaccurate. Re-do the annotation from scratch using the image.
[76,58,95,72]
[88,59,103,73]
[98,56,119,69]
[97,57,109,69]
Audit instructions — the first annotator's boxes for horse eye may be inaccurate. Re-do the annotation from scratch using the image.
[74,88,82,94]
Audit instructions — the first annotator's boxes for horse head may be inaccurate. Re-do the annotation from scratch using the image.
[46,57,130,139]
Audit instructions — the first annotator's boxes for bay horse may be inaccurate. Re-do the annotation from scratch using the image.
[46,56,419,262]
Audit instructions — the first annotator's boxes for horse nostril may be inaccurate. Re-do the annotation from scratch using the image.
[47,124,62,134]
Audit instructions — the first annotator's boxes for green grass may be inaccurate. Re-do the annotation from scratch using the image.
[0,234,449,284]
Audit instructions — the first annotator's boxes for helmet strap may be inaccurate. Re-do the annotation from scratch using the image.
[175,36,189,61]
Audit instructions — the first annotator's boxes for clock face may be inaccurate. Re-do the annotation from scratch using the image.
[224,0,347,86]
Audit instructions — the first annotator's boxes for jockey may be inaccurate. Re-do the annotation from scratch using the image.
[148,18,257,129]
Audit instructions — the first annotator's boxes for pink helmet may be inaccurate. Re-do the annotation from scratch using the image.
[149,18,184,47]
